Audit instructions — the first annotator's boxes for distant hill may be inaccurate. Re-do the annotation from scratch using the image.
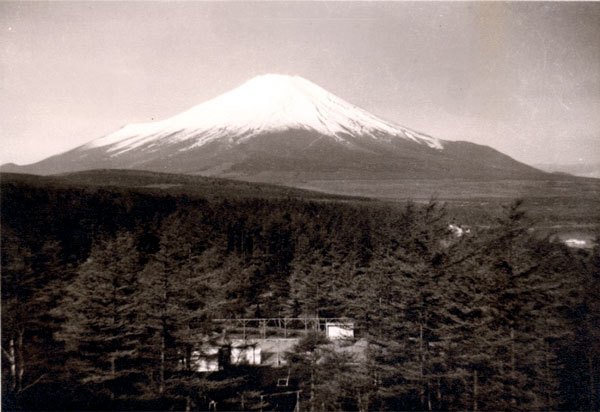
[0,170,365,202]
[534,162,600,179]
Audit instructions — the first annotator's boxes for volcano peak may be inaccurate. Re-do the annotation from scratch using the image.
[84,74,443,154]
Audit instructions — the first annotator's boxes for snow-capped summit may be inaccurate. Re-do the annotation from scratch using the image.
[85,74,442,156]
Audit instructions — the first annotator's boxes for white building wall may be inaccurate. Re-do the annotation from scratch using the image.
[192,347,220,372]
[326,323,354,339]
[231,344,261,365]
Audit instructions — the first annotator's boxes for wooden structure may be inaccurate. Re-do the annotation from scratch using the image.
[212,317,354,340]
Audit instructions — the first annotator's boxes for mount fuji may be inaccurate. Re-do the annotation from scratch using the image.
[3,74,545,181]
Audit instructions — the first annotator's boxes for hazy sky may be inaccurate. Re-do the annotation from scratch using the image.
[1,1,599,166]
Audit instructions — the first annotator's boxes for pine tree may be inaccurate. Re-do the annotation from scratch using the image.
[561,233,600,410]
[136,210,238,409]
[464,200,572,410]
[1,228,35,399]
[346,201,460,410]
[1,229,68,408]
[54,232,143,404]
[286,332,331,412]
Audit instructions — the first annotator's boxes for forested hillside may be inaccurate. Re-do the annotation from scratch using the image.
[1,174,598,411]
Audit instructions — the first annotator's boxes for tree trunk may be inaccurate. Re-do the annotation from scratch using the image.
[510,327,516,406]
[17,329,24,393]
[589,354,596,411]
[358,392,370,412]
[160,270,168,396]
[159,331,165,395]
[473,369,478,412]
[544,343,551,409]
[110,355,116,401]
[419,322,425,409]
[8,338,16,391]
[437,377,442,410]
[310,366,315,412]
[427,381,432,412]
[185,345,191,371]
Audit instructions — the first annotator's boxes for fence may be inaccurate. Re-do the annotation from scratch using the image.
[212,317,354,340]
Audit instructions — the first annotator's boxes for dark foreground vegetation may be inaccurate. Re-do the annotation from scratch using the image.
[1,172,599,411]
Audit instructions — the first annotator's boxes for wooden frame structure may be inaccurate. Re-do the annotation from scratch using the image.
[212,317,353,340]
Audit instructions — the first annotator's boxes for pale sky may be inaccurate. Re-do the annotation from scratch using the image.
[1,1,599,166]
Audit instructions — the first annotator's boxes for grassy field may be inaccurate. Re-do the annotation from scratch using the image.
[296,177,600,242]
[296,178,600,201]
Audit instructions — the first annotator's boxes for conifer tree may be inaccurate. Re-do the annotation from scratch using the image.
[136,211,237,409]
[347,201,460,410]
[2,229,69,408]
[465,200,572,410]
[1,229,35,398]
[561,234,600,410]
[54,232,143,404]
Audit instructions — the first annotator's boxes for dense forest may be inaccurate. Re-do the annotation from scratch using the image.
[1,173,599,411]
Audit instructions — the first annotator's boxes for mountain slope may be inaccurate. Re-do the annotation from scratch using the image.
[3,74,546,181]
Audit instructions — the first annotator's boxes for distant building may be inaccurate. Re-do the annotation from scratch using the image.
[325,322,354,339]
[257,338,299,367]
[564,238,588,248]
[230,339,261,365]
[448,223,470,237]
[191,345,220,372]
[193,318,358,372]
[193,338,301,372]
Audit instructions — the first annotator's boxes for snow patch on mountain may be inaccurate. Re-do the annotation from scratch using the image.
[85,74,443,155]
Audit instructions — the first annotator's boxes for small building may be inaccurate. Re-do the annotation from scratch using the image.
[193,318,357,371]
[564,238,590,248]
[325,322,354,340]
[258,338,298,367]
[192,345,220,372]
[230,339,262,365]
[448,224,470,237]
